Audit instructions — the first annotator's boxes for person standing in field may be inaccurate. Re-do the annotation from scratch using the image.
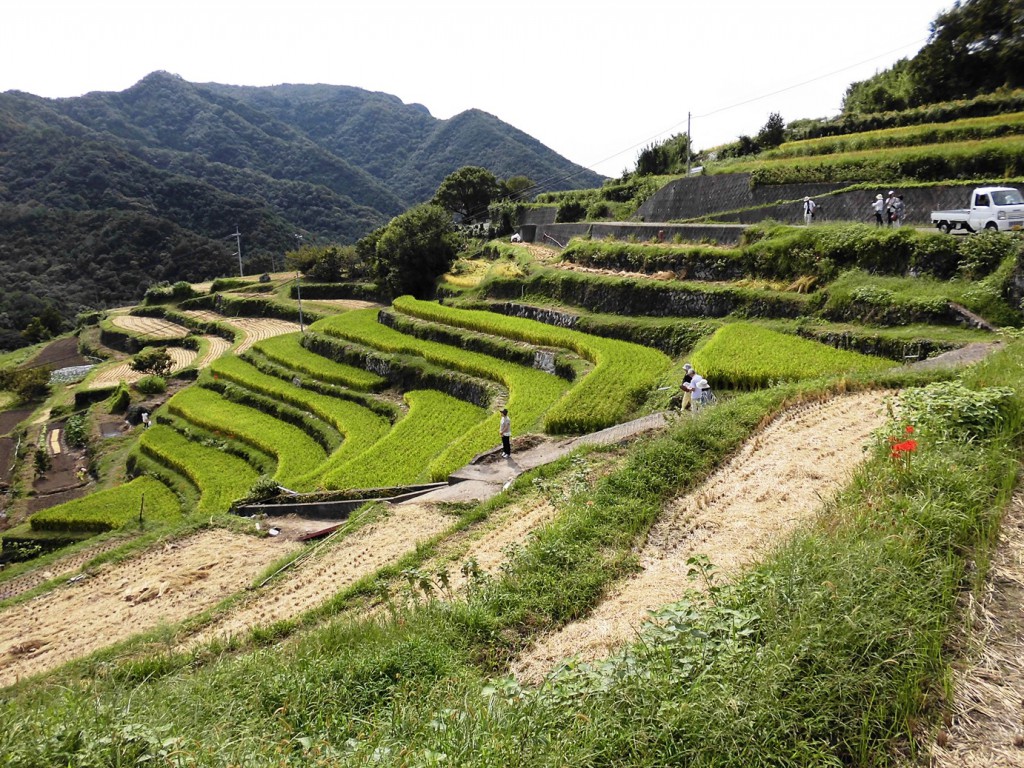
[872,194,886,226]
[802,196,816,225]
[680,363,696,411]
[499,408,512,458]
[689,371,708,413]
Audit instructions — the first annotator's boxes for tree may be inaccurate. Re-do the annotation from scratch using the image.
[130,346,173,377]
[8,367,51,403]
[365,204,461,299]
[502,175,535,200]
[432,166,502,222]
[756,112,786,150]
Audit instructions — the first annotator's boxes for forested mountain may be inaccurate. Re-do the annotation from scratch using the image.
[0,72,603,350]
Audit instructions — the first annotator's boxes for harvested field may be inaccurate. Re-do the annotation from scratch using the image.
[0,529,300,687]
[183,503,454,649]
[85,347,197,389]
[110,315,189,340]
[512,390,890,683]
[194,335,233,368]
[179,311,299,354]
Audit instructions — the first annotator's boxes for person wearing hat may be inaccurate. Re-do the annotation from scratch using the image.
[885,191,898,226]
[499,408,512,458]
[872,193,886,226]
[802,196,817,226]
[680,363,696,412]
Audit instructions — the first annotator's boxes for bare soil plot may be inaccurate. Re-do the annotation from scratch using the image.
[85,347,197,390]
[929,491,1024,767]
[0,529,300,687]
[512,390,890,683]
[184,504,453,649]
[110,315,189,340]
[25,337,88,369]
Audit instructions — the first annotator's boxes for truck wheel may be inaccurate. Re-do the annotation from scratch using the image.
[937,221,952,234]
[985,222,999,231]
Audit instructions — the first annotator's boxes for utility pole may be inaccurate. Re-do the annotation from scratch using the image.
[686,112,692,176]
[294,233,304,333]
[230,226,244,277]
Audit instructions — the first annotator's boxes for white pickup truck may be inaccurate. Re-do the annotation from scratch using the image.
[930,186,1024,233]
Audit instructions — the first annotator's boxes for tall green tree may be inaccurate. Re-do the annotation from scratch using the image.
[365,204,461,299]
[432,166,502,222]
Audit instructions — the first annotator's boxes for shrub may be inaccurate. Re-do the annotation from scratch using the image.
[133,375,167,395]
[107,382,131,414]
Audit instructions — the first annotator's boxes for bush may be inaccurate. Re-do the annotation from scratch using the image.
[107,382,131,414]
[133,375,167,395]
[556,198,587,223]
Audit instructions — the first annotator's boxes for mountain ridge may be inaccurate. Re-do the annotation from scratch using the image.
[0,72,604,349]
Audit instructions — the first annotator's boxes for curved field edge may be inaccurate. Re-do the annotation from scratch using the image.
[311,308,570,433]
[324,389,487,488]
[165,386,326,488]
[393,296,673,433]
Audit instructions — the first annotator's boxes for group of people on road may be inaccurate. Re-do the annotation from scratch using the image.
[872,190,905,227]
[680,363,712,413]
[802,191,906,227]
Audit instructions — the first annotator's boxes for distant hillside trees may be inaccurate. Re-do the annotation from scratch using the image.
[635,133,694,175]
[843,0,1024,113]
[360,204,461,299]
[287,244,367,282]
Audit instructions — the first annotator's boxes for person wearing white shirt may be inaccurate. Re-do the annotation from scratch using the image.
[802,196,816,225]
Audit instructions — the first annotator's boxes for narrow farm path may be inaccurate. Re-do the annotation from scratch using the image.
[512,390,890,683]
[928,490,1024,767]
[0,529,300,688]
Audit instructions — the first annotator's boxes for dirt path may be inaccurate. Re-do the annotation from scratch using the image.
[183,504,455,649]
[0,530,299,687]
[512,390,889,683]
[929,491,1024,767]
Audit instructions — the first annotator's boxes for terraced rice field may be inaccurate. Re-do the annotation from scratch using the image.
[180,311,300,353]
[194,335,233,368]
[110,315,189,340]
[85,347,197,389]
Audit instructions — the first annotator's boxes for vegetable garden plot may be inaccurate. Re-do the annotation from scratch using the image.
[166,387,326,489]
[393,297,672,433]
[138,425,259,516]
[314,309,570,434]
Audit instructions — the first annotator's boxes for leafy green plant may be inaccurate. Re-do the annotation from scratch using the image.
[133,375,167,395]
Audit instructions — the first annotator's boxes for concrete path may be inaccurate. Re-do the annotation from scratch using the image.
[401,412,672,505]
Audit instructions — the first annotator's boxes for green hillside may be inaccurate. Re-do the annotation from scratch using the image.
[2,2,1024,761]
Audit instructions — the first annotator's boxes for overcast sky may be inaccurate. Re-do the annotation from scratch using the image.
[2,0,952,178]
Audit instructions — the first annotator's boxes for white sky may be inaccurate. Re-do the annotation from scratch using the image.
[1,0,952,178]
